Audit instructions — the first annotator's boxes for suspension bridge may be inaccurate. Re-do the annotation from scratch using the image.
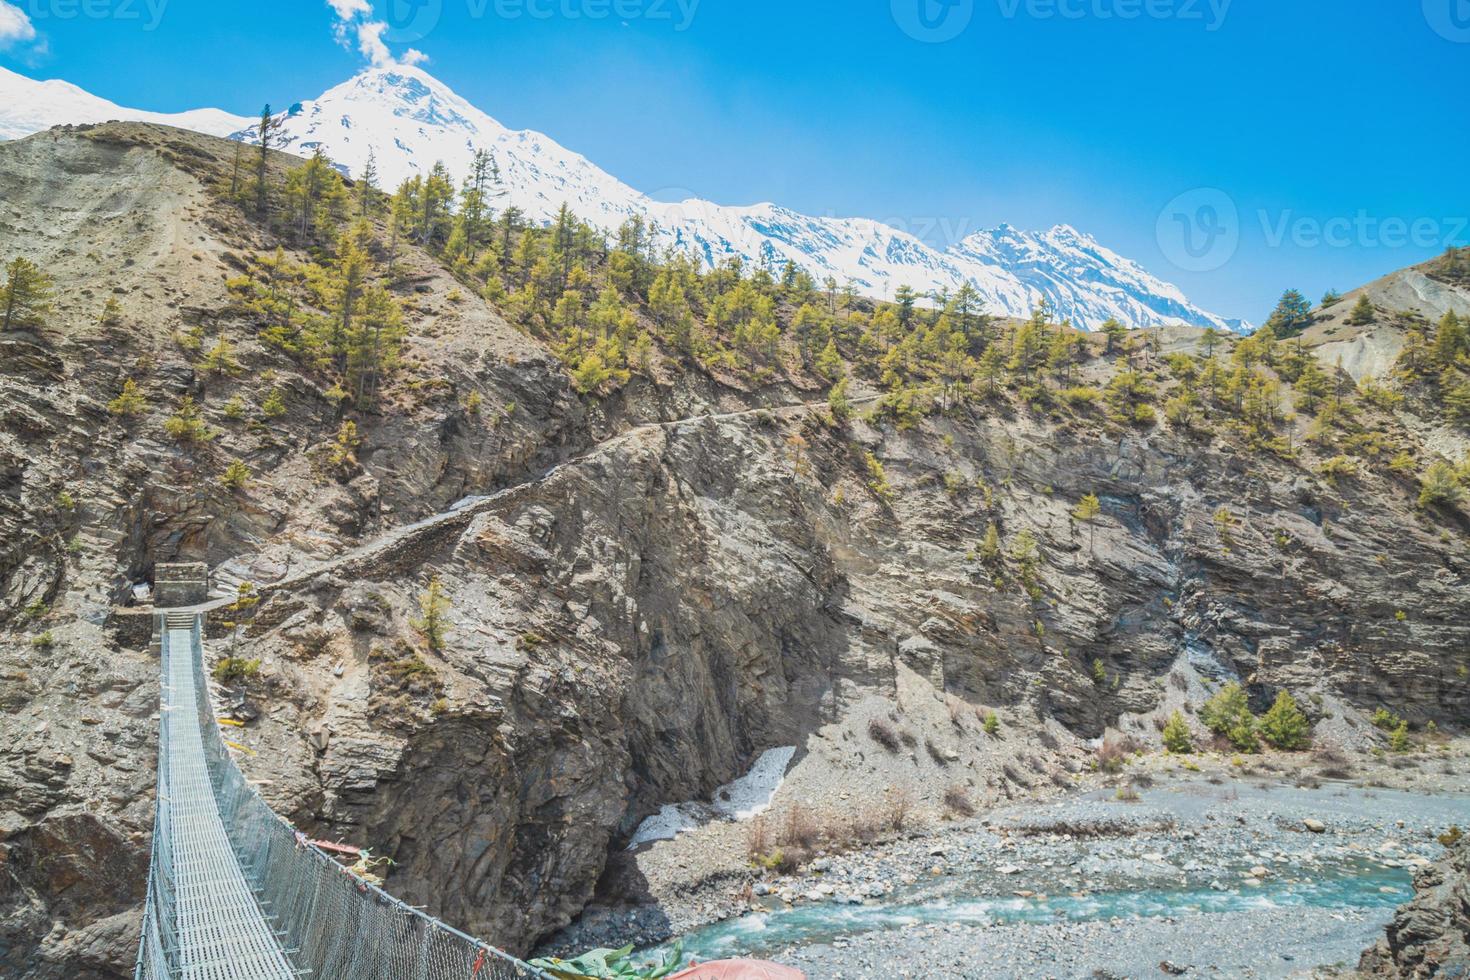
[135,608,552,980]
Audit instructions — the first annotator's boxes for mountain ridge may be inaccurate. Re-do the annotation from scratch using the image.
[0,63,1247,332]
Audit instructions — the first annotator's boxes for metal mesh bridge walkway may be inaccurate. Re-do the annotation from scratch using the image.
[137,612,552,980]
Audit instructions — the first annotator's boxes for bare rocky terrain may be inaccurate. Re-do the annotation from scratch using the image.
[0,124,1467,979]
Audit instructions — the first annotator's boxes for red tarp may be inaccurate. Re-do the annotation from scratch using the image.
[668,962,805,980]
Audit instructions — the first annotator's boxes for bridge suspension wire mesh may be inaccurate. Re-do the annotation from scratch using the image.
[137,612,554,980]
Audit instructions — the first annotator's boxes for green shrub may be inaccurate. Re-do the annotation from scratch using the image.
[1200,682,1259,752]
[1389,721,1412,753]
[411,577,450,654]
[107,379,148,418]
[1418,461,1464,510]
[1258,690,1310,750]
[1162,711,1194,754]
[220,459,251,490]
[982,712,1001,737]
[1371,707,1403,731]
[260,388,287,419]
[163,396,215,444]
[213,657,260,683]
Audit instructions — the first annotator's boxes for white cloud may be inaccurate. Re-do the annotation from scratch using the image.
[0,1,38,48]
[325,0,426,68]
[354,19,391,65]
[326,0,372,19]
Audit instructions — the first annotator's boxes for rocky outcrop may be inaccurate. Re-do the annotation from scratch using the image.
[1360,834,1470,977]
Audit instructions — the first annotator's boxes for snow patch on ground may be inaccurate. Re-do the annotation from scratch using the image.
[628,746,795,850]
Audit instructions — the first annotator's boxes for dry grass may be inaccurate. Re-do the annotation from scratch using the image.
[943,784,976,817]
[868,717,902,753]
[748,802,895,873]
[1095,736,1135,774]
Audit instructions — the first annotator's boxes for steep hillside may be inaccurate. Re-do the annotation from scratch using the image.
[0,124,1467,979]
[0,64,1244,332]
[1304,253,1470,383]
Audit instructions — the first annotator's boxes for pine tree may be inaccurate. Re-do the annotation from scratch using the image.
[356,149,380,219]
[107,379,148,419]
[1162,711,1194,754]
[411,577,451,654]
[1258,690,1310,750]
[387,180,415,276]
[1072,493,1101,554]
[322,228,370,372]
[418,163,455,248]
[827,376,852,422]
[284,149,347,244]
[254,105,275,224]
[977,344,1005,396]
[816,338,844,380]
[220,459,251,491]
[349,286,406,408]
[0,257,53,331]
[1434,310,1466,367]
[1265,289,1313,337]
[894,285,917,332]
[1418,461,1464,510]
[1294,356,1330,413]
[950,282,988,351]
[1101,318,1127,356]
[1199,326,1220,360]
[979,522,1001,565]
[1346,293,1376,326]
[1008,309,1048,381]
[1200,682,1258,752]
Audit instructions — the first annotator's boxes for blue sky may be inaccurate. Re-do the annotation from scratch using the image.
[3,0,1467,323]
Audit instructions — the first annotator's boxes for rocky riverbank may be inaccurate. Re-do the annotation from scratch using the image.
[553,748,1469,978]
[1359,827,1470,976]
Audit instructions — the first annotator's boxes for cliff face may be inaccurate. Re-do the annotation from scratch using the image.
[0,125,1467,978]
[1360,834,1470,976]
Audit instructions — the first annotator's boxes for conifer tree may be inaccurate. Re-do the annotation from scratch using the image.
[0,257,53,331]
[1072,493,1101,554]
[1294,355,1330,412]
[356,149,380,219]
[1434,310,1466,367]
[894,285,917,332]
[254,105,275,223]
[1265,289,1313,337]
[1346,293,1376,326]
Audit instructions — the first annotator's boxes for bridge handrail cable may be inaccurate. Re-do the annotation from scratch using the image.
[136,613,554,980]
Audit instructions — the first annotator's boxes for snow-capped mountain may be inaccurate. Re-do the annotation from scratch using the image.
[0,66,250,142]
[0,63,1244,331]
